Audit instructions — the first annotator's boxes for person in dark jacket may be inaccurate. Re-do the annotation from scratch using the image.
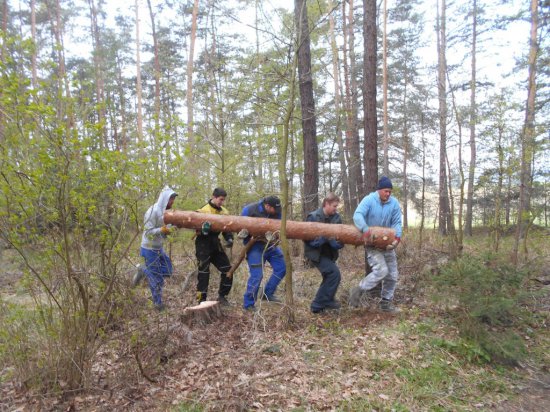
[195,188,234,305]
[304,193,344,314]
[241,196,286,311]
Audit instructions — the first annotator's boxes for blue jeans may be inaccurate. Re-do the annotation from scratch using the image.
[359,248,399,300]
[243,243,286,308]
[311,256,341,312]
[140,247,173,306]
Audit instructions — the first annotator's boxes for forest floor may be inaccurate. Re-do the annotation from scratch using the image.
[0,235,549,411]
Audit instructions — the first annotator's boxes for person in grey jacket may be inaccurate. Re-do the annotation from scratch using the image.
[304,193,344,314]
[135,187,178,311]
[349,177,402,313]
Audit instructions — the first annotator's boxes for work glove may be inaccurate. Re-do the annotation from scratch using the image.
[308,236,327,248]
[361,230,373,245]
[201,221,211,236]
[224,238,234,249]
[386,236,400,250]
[237,229,249,239]
[160,224,176,235]
[328,238,344,250]
[265,231,279,242]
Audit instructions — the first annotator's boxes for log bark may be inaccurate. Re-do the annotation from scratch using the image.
[180,301,223,327]
[164,210,396,248]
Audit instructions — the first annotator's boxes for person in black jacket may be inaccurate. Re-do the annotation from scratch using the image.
[304,193,344,314]
[195,188,234,305]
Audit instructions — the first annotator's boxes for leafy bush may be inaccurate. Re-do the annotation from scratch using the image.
[433,254,529,365]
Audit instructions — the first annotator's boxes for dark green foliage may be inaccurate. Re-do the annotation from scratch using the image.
[434,254,529,365]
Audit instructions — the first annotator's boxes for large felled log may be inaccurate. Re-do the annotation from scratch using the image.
[180,301,223,327]
[164,210,396,248]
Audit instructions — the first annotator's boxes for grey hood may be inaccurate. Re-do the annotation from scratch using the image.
[140,187,177,250]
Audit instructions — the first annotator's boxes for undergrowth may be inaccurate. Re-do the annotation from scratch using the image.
[433,253,531,365]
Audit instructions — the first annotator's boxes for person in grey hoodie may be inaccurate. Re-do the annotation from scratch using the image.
[349,177,402,313]
[135,187,178,311]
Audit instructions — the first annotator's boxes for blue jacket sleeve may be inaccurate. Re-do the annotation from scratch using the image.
[353,196,370,233]
[391,200,403,237]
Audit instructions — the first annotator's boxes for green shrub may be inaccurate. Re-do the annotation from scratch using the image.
[433,254,529,365]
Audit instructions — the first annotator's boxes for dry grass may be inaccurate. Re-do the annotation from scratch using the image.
[1,229,549,411]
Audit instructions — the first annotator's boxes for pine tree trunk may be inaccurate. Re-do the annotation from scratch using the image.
[382,0,389,176]
[88,0,107,148]
[186,0,199,155]
[1,0,7,60]
[164,210,396,248]
[342,0,363,209]
[295,0,319,217]
[363,0,378,192]
[512,0,539,265]
[31,0,37,88]
[494,125,505,252]
[135,0,144,150]
[465,0,477,237]
[146,0,161,137]
[329,2,352,219]
[279,33,299,323]
[437,0,451,235]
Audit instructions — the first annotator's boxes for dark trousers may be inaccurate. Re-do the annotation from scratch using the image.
[310,255,341,312]
[196,235,232,301]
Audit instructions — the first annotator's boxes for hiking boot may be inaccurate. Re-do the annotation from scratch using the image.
[348,287,365,308]
[154,303,166,312]
[217,295,231,307]
[244,305,257,312]
[197,292,207,304]
[325,300,342,310]
[132,265,145,287]
[262,293,282,303]
[380,299,400,313]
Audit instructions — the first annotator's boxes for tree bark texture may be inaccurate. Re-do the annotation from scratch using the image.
[146,0,161,135]
[363,0,378,193]
[342,0,363,210]
[186,0,199,154]
[31,0,37,88]
[382,0,389,176]
[135,0,144,149]
[512,0,538,264]
[295,0,319,217]
[88,0,107,148]
[437,0,451,235]
[329,2,352,219]
[464,0,477,236]
[164,210,396,248]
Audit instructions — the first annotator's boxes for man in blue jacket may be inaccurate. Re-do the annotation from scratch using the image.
[349,177,402,313]
[241,196,286,311]
[304,193,344,314]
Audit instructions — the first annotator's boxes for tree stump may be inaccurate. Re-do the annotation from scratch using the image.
[180,300,223,327]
